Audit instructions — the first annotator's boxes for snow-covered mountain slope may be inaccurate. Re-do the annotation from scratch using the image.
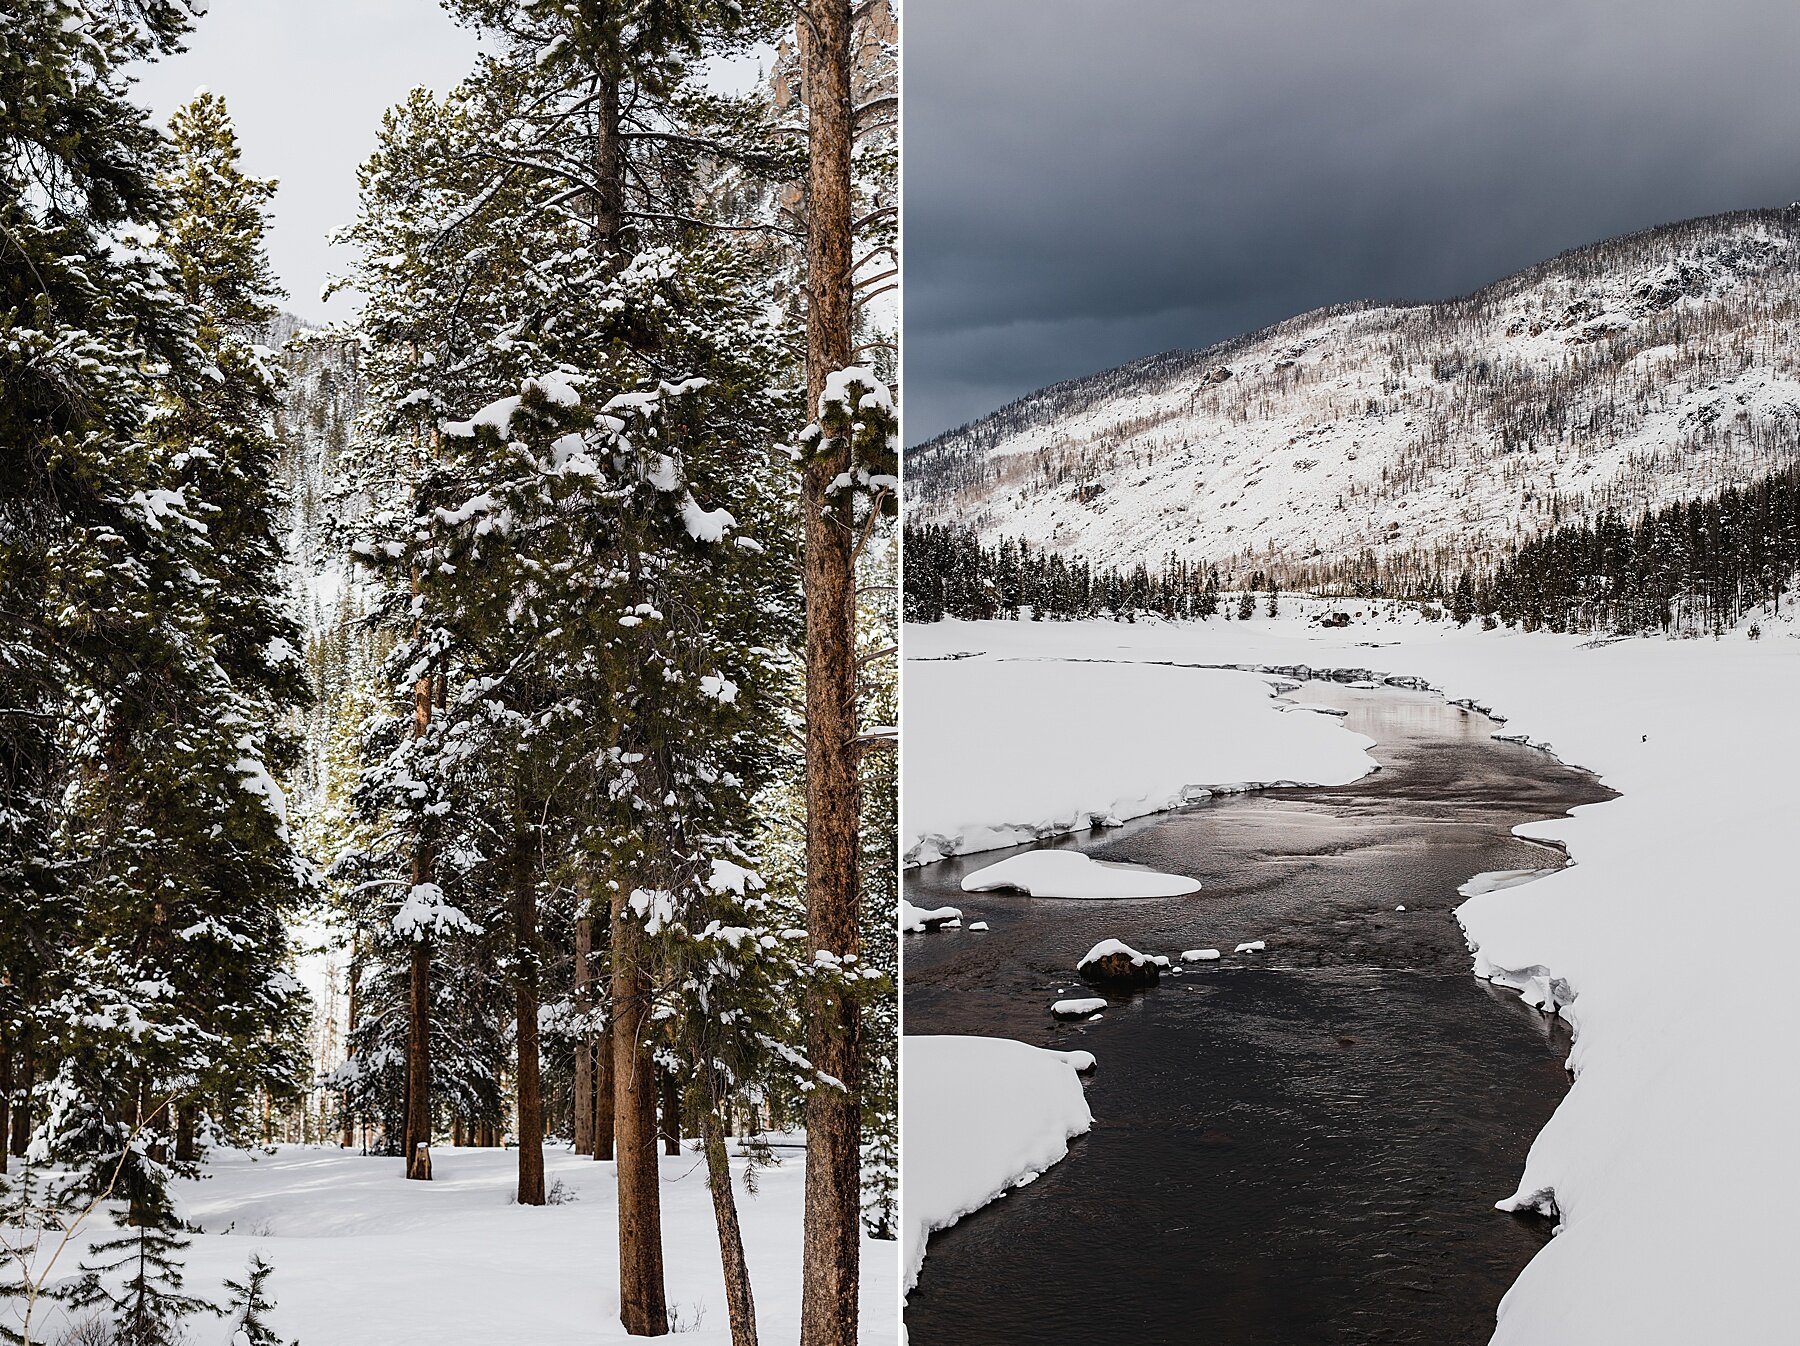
[908,210,1800,575]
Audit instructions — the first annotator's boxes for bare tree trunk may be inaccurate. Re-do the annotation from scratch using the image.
[514,833,546,1206]
[341,938,360,1147]
[659,1067,681,1156]
[0,1028,10,1176]
[9,1024,31,1158]
[574,912,594,1155]
[798,3,863,1344]
[174,1102,197,1163]
[403,933,433,1181]
[701,1106,759,1346]
[403,581,435,1182]
[595,1007,616,1161]
[612,902,668,1336]
[587,45,626,255]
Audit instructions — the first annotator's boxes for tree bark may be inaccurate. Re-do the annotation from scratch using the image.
[591,56,625,256]
[798,3,863,1345]
[342,938,360,1147]
[612,901,668,1336]
[174,1102,197,1163]
[513,832,546,1206]
[701,1106,759,1346]
[573,912,594,1155]
[402,575,435,1182]
[9,1025,31,1158]
[0,1028,10,1176]
[403,932,433,1181]
[595,1006,616,1162]
[659,1067,681,1156]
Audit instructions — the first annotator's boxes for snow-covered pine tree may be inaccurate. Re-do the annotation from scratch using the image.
[0,46,314,1342]
[0,0,205,1181]
[220,1252,290,1346]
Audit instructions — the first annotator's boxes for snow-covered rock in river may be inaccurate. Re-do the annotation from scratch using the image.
[901,899,962,933]
[1051,996,1108,1017]
[1077,938,1166,987]
[1181,947,1222,962]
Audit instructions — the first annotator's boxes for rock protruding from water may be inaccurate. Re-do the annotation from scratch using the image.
[1077,938,1166,987]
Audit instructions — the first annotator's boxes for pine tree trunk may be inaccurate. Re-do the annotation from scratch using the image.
[174,1102,197,1163]
[403,637,436,1181]
[403,932,433,1181]
[574,912,594,1155]
[701,1106,759,1346]
[588,49,624,256]
[612,901,668,1336]
[342,940,360,1147]
[9,1025,31,1158]
[0,1028,10,1176]
[798,3,864,1344]
[595,1008,616,1162]
[513,833,546,1206]
[659,1067,681,1156]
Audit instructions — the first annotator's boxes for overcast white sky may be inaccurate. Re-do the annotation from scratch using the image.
[131,0,482,323]
[132,5,772,324]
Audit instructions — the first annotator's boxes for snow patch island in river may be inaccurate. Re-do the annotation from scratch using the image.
[904,651,1375,862]
[960,849,1199,898]
[902,1035,1095,1294]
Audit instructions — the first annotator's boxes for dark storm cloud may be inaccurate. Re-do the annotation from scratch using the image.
[904,0,1800,441]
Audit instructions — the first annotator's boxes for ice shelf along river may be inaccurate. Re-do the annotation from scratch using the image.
[902,682,1615,1346]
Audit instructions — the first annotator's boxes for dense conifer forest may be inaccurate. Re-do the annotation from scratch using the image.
[905,455,1800,635]
[1,2,897,1343]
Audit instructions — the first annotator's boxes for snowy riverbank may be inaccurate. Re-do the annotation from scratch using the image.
[903,608,1800,1345]
[10,1144,899,1346]
[901,1036,1094,1295]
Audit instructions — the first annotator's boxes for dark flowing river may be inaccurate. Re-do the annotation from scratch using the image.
[902,682,1614,1346]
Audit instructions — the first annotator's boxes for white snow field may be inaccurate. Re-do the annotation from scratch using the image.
[904,610,1800,1344]
[15,1144,898,1346]
[959,849,1199,898]
[903,651,1374,863]
[901,1036,1094,1294]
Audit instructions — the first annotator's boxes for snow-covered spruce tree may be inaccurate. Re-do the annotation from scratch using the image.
[0,0,206,1179]
[0,53,315,1341]
[219,1252,293,1346]
[330,3,814,1329]
[140,89,315,1163]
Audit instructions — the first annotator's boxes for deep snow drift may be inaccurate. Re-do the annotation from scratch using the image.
[901,1035,1094,1295]
[7,1144,898,1346]
[903,651,1373,863]
[904,608,1800,1345]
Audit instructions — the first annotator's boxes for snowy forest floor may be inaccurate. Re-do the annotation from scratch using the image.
[15,1145,899,1346]
[904,602,1800,1345]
